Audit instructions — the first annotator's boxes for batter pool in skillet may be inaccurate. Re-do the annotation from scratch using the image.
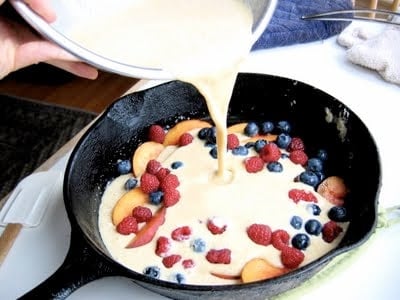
[98,119,350,285]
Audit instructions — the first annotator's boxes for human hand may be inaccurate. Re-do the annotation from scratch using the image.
[0,0,98,80]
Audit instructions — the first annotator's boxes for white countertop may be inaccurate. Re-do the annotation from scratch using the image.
[0,21,399,300]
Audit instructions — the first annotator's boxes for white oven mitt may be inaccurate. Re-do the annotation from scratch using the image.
[337,18,400,86]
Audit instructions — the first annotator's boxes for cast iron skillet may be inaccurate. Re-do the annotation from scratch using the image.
[20,73,380,300]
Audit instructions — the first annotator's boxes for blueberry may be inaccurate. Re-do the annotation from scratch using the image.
[277,121,291,133]
[299,171,319,187]
[267,161,283,172]
[306,203,321,216]
[198,127,210,140]
[244,122,259,137]
[124,177,138,190]
[314,171,325,183]
[281,153,289,159]
[209,146,218,159]
[171,161,183,169]
[305,219,322,236]
[328,206,348,222]
[174,273,186,284]
[117,159,131,174]
[316,149,328,161]
[290,215,303,229]
[244,142,255,149]
[191,238,206,253]
[276,133,292,149]
[204,141,215,147]
[306,158,323,173]
[149,191,164,205]
[143,266,160,279]
[291,233,310,250]
[206,127,217,144]
[232,146,248,156]
[260,121,274,134]
[254,139,267,152]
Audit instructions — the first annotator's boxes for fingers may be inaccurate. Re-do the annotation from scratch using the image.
[16,40,98,79]
[47,60,99,80]
[24,0,56,22]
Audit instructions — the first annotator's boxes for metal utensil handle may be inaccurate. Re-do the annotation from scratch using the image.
[301,8,400,26]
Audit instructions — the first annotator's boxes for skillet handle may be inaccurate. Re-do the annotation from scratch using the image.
[18,229,125,300]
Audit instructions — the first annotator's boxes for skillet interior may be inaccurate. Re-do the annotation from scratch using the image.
[64,73,380,299]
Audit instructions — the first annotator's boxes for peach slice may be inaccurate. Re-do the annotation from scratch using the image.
[163,119,212,146]
[126,206,167,248]
[241,258,287,283]
[227,122,247,134]
[317,176,348,206]
[112,187,148,226]
[132,141,165,177]
[210,272,241,281]
[244,134,277,143]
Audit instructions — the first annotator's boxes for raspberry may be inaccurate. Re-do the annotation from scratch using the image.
[159,173,180,191]
[206,248,231,264]
[247,224,272,246]
[322,220,343,243]
[207,217,227,234]
[146,159,162,175]
[288,189,317,204]
[155,236,171,257]
[179,132,194,146]
[227,133,240,150]
[280,246,305,269]
[148,124,166,144]
[171,226,192,241]
[132,206,153,223]
[244,156,264,173]
[140,172,160,194]
[259,143,281,162]
[155,167,171,180]
[289,150,308,165]
[162,254,182,268]
[116,216,138,235]
[288,137,305,152]
[163,188,181,207]
[271,229,290,250]
[182,259,195,269]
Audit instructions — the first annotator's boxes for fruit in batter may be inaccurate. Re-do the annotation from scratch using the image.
[317,176,347,206]
[126,206,167,248]
[148,124,166,144]
[112,187,148,225]
[247,224,272,246]
[280,246,305,269]
[210,272,241,280]
[132,141,165,177]
[116,216,139,235]
[322,220,343,243]
[259,143,281,162]
[243,134,277,143]
[244,122,259,136]
[244,156,264,173]
[178,132,194,146]
[241,258,287,283]
[206,248,231,264]
[163,119,212,146]
[227,122,247,134]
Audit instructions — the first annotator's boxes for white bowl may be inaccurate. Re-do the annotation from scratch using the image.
[10,0,277,79]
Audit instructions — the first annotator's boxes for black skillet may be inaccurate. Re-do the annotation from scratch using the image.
[19,73,380,300]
